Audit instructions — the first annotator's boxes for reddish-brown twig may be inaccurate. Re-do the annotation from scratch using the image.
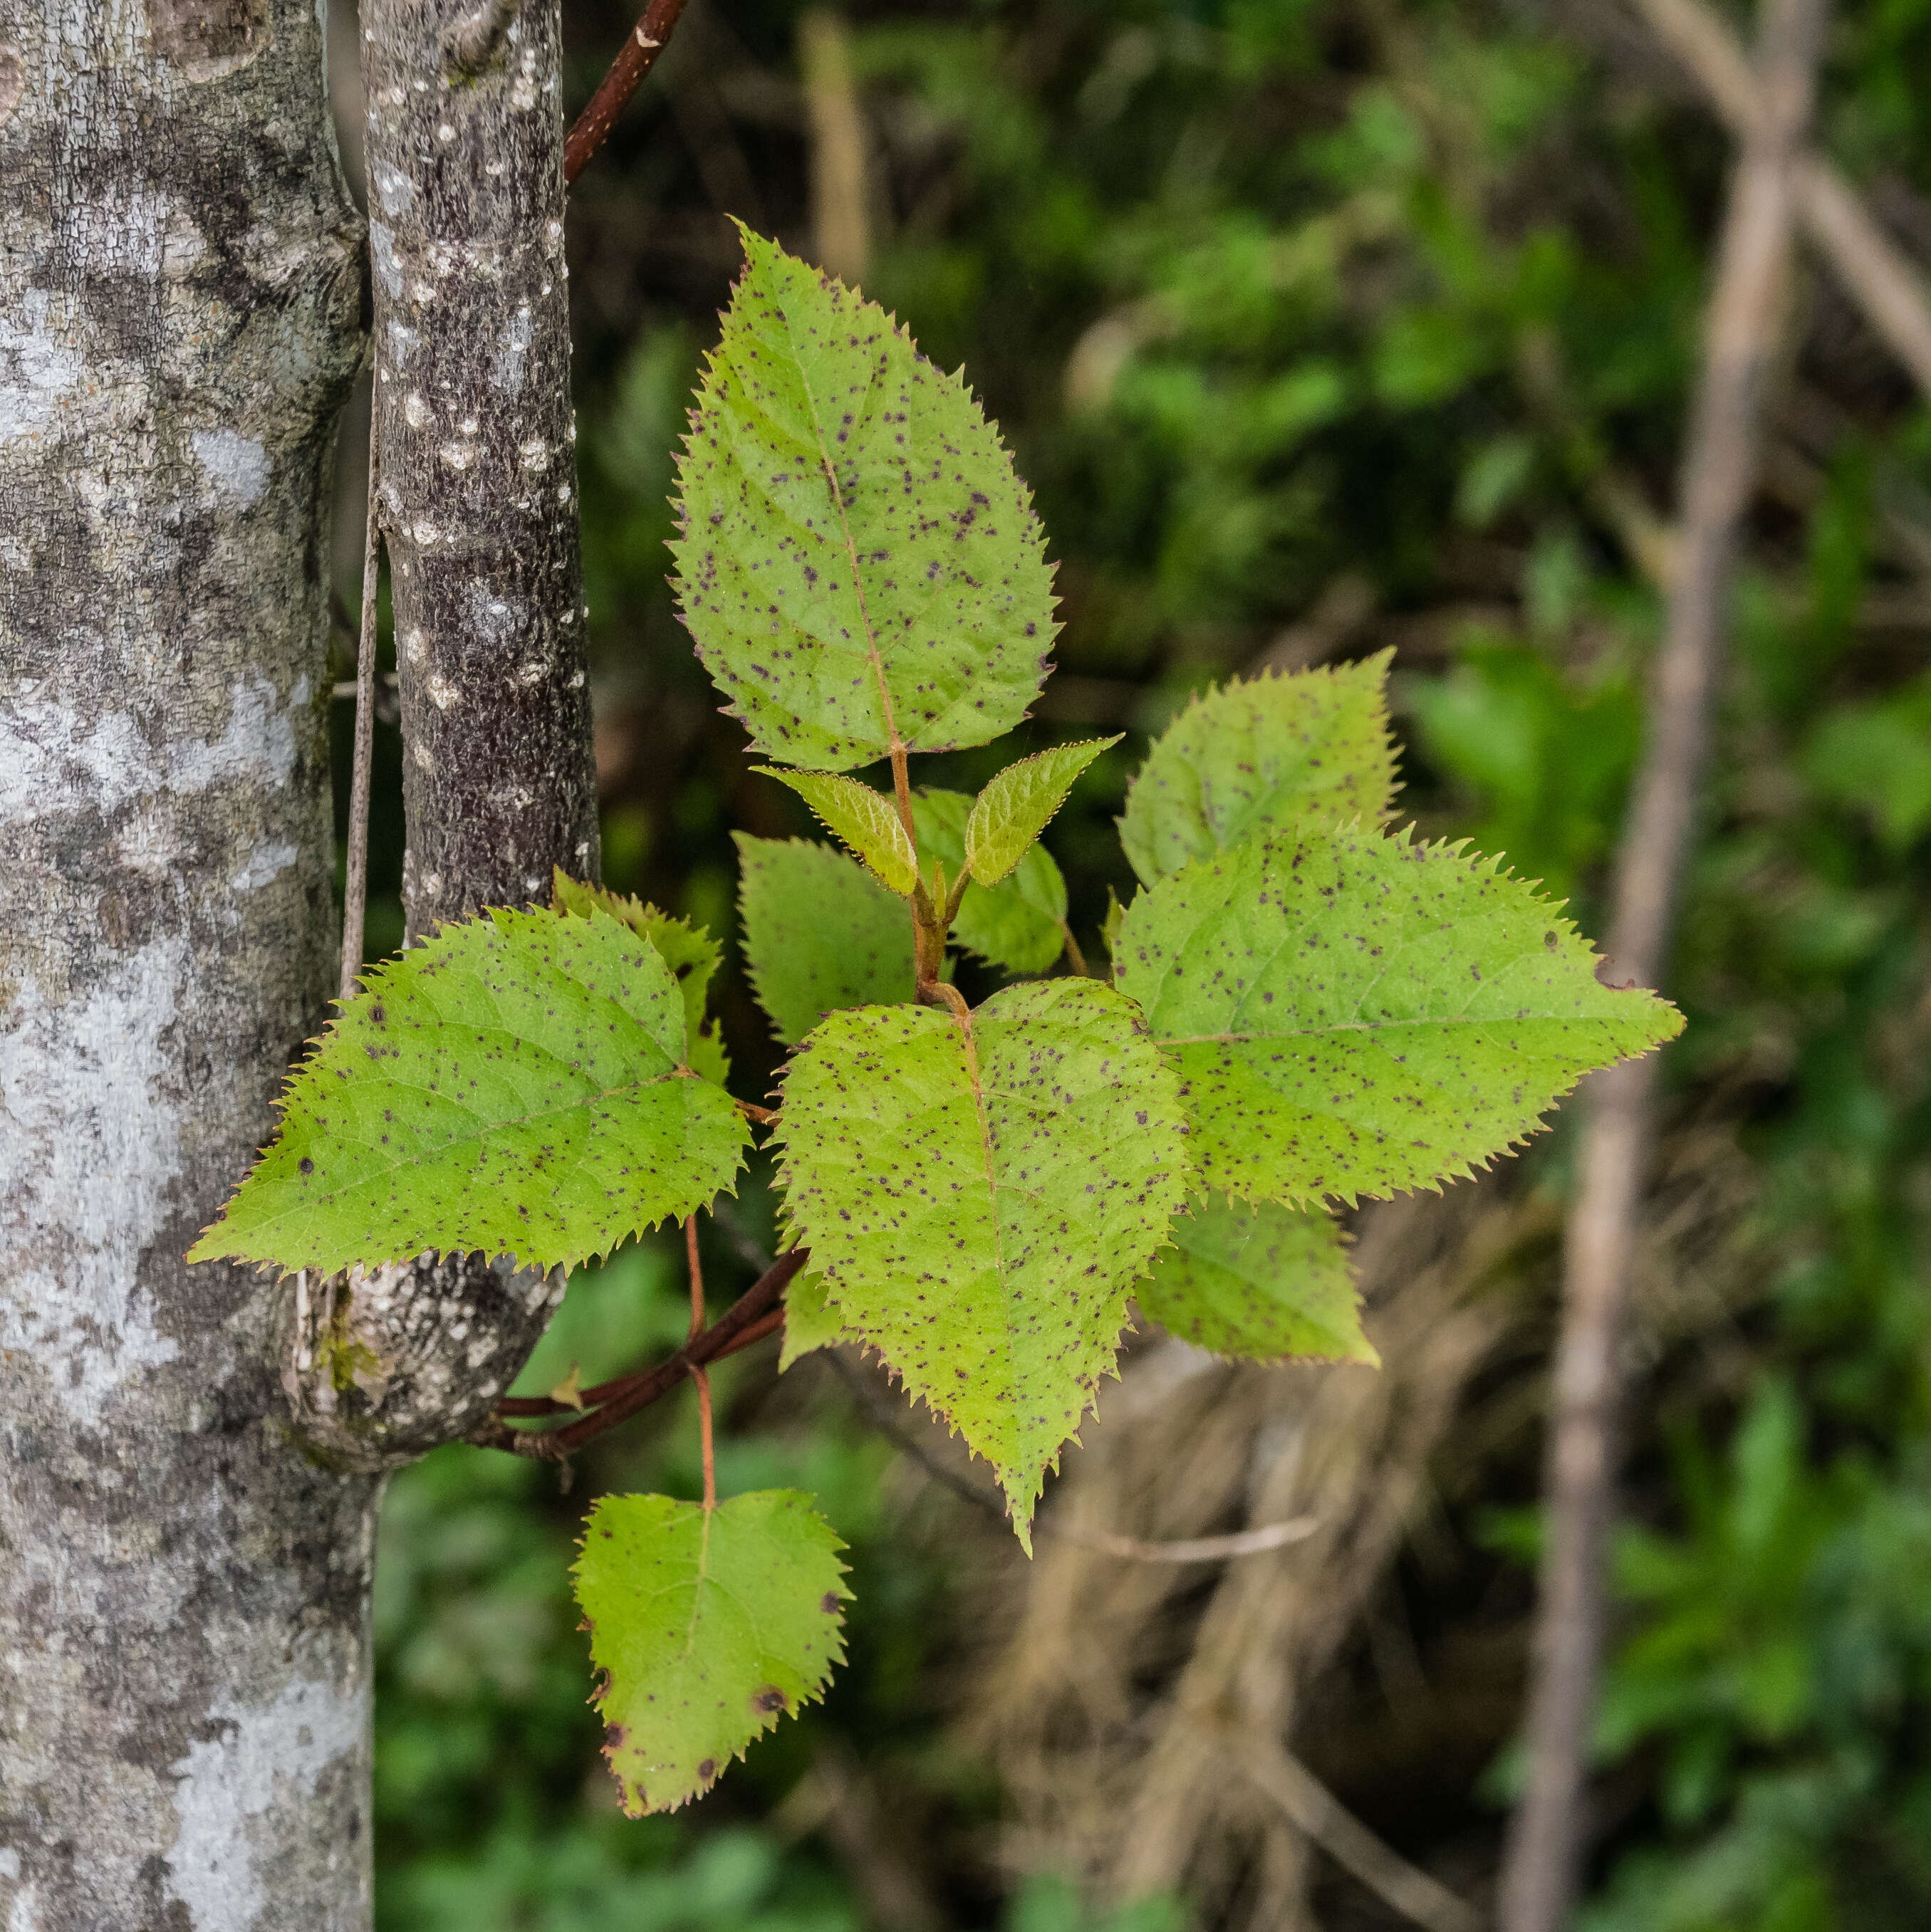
[563,0,692,187]
[473,1248,806,1458]
[685,1216,717,1509]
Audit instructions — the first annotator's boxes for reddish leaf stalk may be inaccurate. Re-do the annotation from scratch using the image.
[562,0,692,186]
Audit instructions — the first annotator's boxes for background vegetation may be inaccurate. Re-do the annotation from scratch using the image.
[327,0,1931,1921]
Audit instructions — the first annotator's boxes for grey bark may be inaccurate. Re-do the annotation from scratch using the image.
[0,0,374,1923]
[272,0,598,1468]
[1497,1,1826,1926]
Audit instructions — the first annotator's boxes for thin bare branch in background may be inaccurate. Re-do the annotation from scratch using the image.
[340,422,381,1002]
[564,0,694,186]
[800,9,872,285]
[1633,0,1931,400]
[1239,1745,1484,1932]
[822,1348,1321,1564]
[1498,3,1828,1926]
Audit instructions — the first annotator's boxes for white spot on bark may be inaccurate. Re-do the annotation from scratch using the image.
[518,437,548,472]
[492,306,531,397]
[231,842,298,891]
[191,429,269,506]
[386,317,420,372]
[370,161,416,219]
[0,937,192,1421]
[402,627,425,665]
[164,1675,364,1927]
[1,676,301,820]
[437,441,474,471]
[368,220,402,298]
[426,674,458,711]
[403,392,429,428]
[0,291,85,442]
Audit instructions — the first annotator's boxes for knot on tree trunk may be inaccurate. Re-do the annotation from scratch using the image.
[274,1253,566,1470]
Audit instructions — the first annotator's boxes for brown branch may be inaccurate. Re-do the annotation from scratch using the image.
[472,1248,806,1456]
[1243,1746,1483,1932]
[1633,0,1931,399]
[1498,3,1827,1928]
[563,0,693,187]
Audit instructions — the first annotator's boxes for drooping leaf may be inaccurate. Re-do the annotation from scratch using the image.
[754,767,917,895]
[1118,654,1397,885]
[672,224,1057,770]
[1115,826,1680,1206]
[553,869,724,1074]
[1100,885,1128,963]
[735,835,916,1047]
[779,1270,857,1369]
[965,737,1120,887]
[189,907,750,1275]
[1136,1196,1375,1364]
[576,1490,850,1815]
[774,978,1191,1539]
[913,788,1066,976]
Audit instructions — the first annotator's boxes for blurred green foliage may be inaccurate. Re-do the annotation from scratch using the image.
[351,0,1931,1922]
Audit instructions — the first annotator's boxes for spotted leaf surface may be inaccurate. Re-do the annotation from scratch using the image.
[736,835,916,1047]
[774,978,1191,1539]
[552,870,727,1082]
[754,766,917,894]
[576,1490,850,1815]
[914,788,1066,976]
[188,908,750,1275]
[1118,655,1397,885]
[966,736,1119,886]
[1115,827,1680,1205]
[779,1270,856,1369]
[1137,1196,1375,1364]
[672,225,1056,769]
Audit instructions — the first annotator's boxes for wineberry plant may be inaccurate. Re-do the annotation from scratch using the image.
[192,225,1678,1818]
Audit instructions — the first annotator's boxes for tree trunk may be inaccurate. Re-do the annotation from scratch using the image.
[0,0,371,1922]
[274,0,598,1468]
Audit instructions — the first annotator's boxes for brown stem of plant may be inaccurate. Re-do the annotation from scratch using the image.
[562,0,693,187]
[685,1215,718,1508]
[473,1248,806,1457]
[339,417,382,1003]
[1497,4,1826,1928]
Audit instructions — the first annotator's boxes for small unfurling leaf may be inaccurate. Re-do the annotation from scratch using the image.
[754,767,918,895]
[965,736,1119,886]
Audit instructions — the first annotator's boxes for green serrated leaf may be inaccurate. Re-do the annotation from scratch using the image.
[1118,654,1397,885]
[735,835,917,1047]
[754,767,917,894]
[774,978,1191,1540]
[913,788,1066,976]
[553,868,724,1070]
[1115,826,1681,1206]
[1137,1196,1375,1364]
[965,737,1120,886]
[672,225,1057,771]
[779,1270,855,1369]
[576,1490,850,1816]
[189,908,750,1275]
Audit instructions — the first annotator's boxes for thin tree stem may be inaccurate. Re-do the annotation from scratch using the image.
[1497,4,1826,1926]
[340,417,381,1003]
[563,0,693,186]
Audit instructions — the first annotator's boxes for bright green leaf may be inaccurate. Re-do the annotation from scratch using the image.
[774,978,1191,1540]
[779,1270,856,1369]
[754,767,917,894]
[576,1490,850,1815]
[552,869,724,1072]
[913,788,1066,976]
[189,908,750,1275]
[1115,826,1680,1205]
[965,736,1120,886]
[1136,1196,1376,1364]
[735,835,917,1047]
[672,224,1056,771]
[1118,655,1397,885]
